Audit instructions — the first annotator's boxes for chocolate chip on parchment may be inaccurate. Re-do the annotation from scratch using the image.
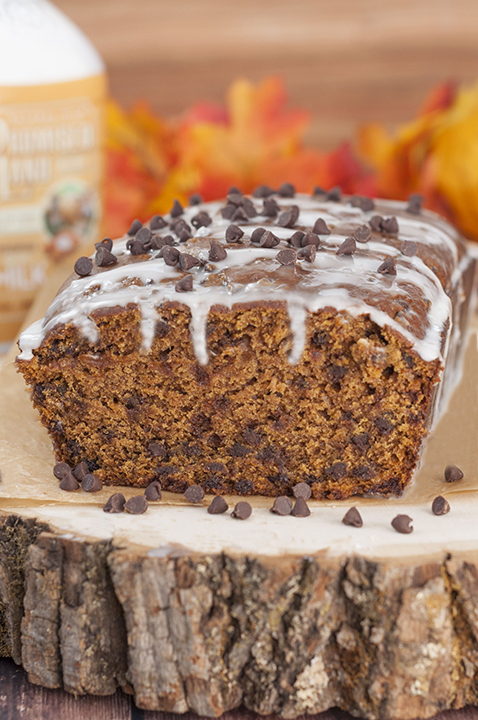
[297,244,316,262]
[444,464,464,483]
[400,240,418,257]
[162,246,180,266]
[290,231,305,248]
[184,485,205,503]
[59,472,79,492]
[209,240,227,262]
[312,217,331,235]
[261,197,280,217]
[278,204,300,228]
[270,496,293,515]
[253,184,274,198]
[407,193,423,214]
[150,214,168,230]
[95,247,117,267]
[208,496,229,514]
[178,253,201,271]
[125,496,148,514]
[432,495,450,516]
[276,248,297,265]
[103,492,126,513]
[191,211,212,229]
[369,215,383,232]
[260,230,280,248]
[377,257,397,276]
[74,256,93,277]
[53,462,71,480]
[189,193,203,206]
[291,497,310,517]
[72,461,89,481]
[175,275,193,292]
[127,219,143,235]
[95,237,113,251]
[231,501,252,519]
[342,507,363,527]
[81,473,103,492]
[170,199,184,218]
[293,482,312,500]
[381,216,399,234]
[354,225,371,243]
[225,224,244,243]
[336,237,356,256]
[145,481,162,501]
[278,182,296,197]
[391,514,413,534]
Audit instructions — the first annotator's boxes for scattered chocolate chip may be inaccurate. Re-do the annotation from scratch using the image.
[170,199,183,217]
[95,237,113,251]
[277,248,297,266]
[53,462,71,480]
[260,230,280,248]
[226,192,243,207]
[293,482,312,500]
[209,240,227,262]
[326,186,342,201]
[228,186,242,196]
[151,234,174,251]
[375,417,394,435]
[95,246,117,267]
[312,217,331,235]
[170,218,191,234]
[178,229,192,243]
[313,186,326,196]
[127,219,142,235]
[128,240,146,256]
[59,472,79,491]
[231,207,249,224]
[381,216,399,234]
[162,246,180,266]
[150,214,167,230]
[354,225,371,243]
[221,205,235,220]
[125,496,148,514]
[407,193,423,214]
[251,227,266,244]
[144,481,162,501]
[103,492,126,513]
[208,496,228,514]
[81,473,103,492]
[278,205,300,228]
[391,514,413,534]
[136,227,152,245]
[336,237,356,256]
[377,257,397,276]
[261,197,280,217]
[444,465,464,483]
[290,231,305,248]
[369,215,383,232]
[189,193,203,206]
[231,501,252,519]
[74,256,93,277]
[291,497,310,517]
[302,232,321,247]
[178,252,201,271]
[401,240,418,257]
[184,485,205,503]
[432,495,450,515]
[242,197,257,218]
[342,507,363,527]
[270,496,293,515]
[72,461,89,481]
[349,195,375,212]
[191,211,212,229]
[225,224,245,243]
[278,182,296,197]
[325,462,347,480]
[253,184,274,198]
[297,244,316,262]
[175,275,193,292]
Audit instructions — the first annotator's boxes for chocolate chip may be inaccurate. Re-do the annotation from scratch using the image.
[53,462,71,480]
[432,495,450,515]
[170,218,191,235]
[297,244,316,262]
[293,482,311,500]
[342,507,363,527]
[369,215,383,232]
[260,230,280,248]
[278,205,300,228]
[151,234,174,250]
[261,198,280,217]
[95,237,113,251]
[313,186,326,196]
[231,207,249,224]
[352,465,375,480]
[136,227,152,245]
[125,496,148,514]
[407,193,423,214]
[128,240,146,256]
[242,197,257,218]
[354,225,371,243]
[95,246,117,267]
[253,185,274,198]
[231,501,252,519]
[278,182,296,197]
[325,462,347,480]
[150,214,167,230]
[145,481,162,501]
[162,246,180,266]
[270,496,293,515]
[391,514,413,534]
[178,229,192,243]
[59,472,79,491]
[178,253,200,271]
[381,216,399,234]
[302,232,321,247]
[377,257,397,276]
[225,224,244,243]
[251,227,266,244]
[170,199,183,217]
[326,186,342,202]
[191,211,212,229]
[147,441,166,458]
[103,492,126,513]
[74,256,93,277]
[290,231,305,248]
[228,186,242,196]
[221,205,235,220]
[81,473,103,492]
[184,485,205,503]
[277,248,297,266]
[401,240,418,257]
[208,496,228,514]
[375,417,394,435]
[175,275,193,292]
[351,433,369,451]
[127,219,142,235]
[444,465,464,483]
[72,461,89,481]
[312,217,331,235]
[349,195,375,212]
[291,497,310,517]
[189,193,203,206]
[209,240,227,262]
[336,237,356,256]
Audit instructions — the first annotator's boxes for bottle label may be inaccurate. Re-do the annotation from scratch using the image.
[0,74,106,347]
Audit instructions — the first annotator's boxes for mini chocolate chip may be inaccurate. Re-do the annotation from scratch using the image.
[382,216,399,234]
[209,240,227,262]
[231,207,249,224]
[261,198,280,217]
[301,232,321,247]
[369,215,383,232]
[277,248,297,266]
[242,197,257,218]
[95,237,113,251]
[226,192,243,207]
[127,219,142,235]
[178,229,192,243]
[342,507,363,527]
[407,193,423,214]
[401,240,418,257]
[74,256,93,276]
[326,186,342,202]
[354,225,371,243]
[125,496,148,514]
[290,231,305,248]
[208,496,229,514]
[95,246,117,267]
[278,182,296,197]
[297,244,316,262]
[391,514,413,534]
[228,186,242,196]
[162,246,180,266]
[291,497,310,517]
[53,462,71,480]
[81,473,103,492]
[150,214,167,230]
[312,217,331,235]
[129,240,146,256]
[184,485,205,503]
[278,205,300,228]
[444,465,464,483]
[72,461,89,481]
[375,417,394,435]
[147,442,166,458]
[253,184,274,198]
[352,433,370,451]
[153,234,175,250]
[178,253,200,271]
[325,462,347,480]
[251,227,266,244]
[260,230,280,248]
[377,257,397,276]
[225,224,244,243]
[175,275,193,292]
[145,481,162,501]
[59,472,79,491]
[189,193,203,206]
[170,218,191,234]
[336,237,356,256]
[136,227,152,245]
[221,205,235,219]
[293,482,312,500]
[231,501,252,519]
[313,186,326,196]
[270,496,293,515]
[170,199,183,217]
[432,495,450,515]
[191,211,212,229]
[349,195,375,212]
[103,492,126,513]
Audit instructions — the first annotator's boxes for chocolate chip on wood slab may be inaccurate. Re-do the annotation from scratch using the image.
[103,493,126,513]
[95,246,117,267]
[270,496,293,515]
[225,224,244,243]
[81,473,103,492]
[276,248,297,265]
[144,481,162,501]
[391,514,413,534]
[377,257,397,276]
[125,496,148,514]
[342,507,363,527]
[127,219,142,235]
[53,462,71,480]
[336,237,356,256]
[59,473,79,492]
[278,205,300,228]
[231,501,252,519]
[209,240,227,262]
[74,256,93,277]
[175,274,193,292]
[444,464,464,483]
[291,497,310,517]
[432,495,450,516]
[293,482,311,500]
[184,485,205,503]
